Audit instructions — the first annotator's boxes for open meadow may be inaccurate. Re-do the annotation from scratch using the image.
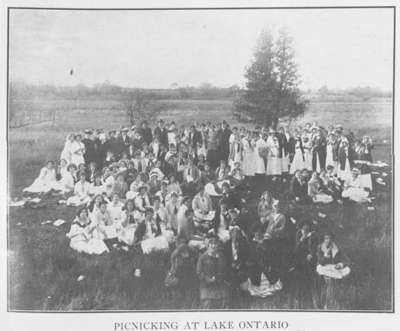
[8,98,393,311]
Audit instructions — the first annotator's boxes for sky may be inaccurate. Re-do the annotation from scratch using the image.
[9,8,394,90]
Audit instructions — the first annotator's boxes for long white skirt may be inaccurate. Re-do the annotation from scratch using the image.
[70,238,109,255]
[255,154,266,174]
[141,236,170,254]
[303,150,312,170]
[240,273,283,298]
[316,264,351,280]
[342,187,369,203]
[337,159,351,181]
[290,149,305,174]
[326,146,337,173]
[281,154,290,173]
[266,157,282,176]
[23,179,60,194]
[242,151,256,177]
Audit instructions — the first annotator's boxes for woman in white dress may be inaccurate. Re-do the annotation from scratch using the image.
[23,161,59,194]
[301,130,313,170]
[325,133,338,173]
[255,134,268,175]
[60,134,75,165]
[290,135,305,174]
[241,130,256,178]
[66,207,108,255]
[70,134,85,167]
[266,135,282,177]
[228,132,242,169]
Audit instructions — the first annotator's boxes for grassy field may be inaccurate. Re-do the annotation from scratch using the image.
[8,98,393,311]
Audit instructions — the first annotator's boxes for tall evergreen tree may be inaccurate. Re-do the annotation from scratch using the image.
[234,28,308,127]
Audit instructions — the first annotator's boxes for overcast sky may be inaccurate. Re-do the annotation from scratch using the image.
[9,8,394,90]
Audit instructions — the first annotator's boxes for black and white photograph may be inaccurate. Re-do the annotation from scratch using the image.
[5,3,395,315]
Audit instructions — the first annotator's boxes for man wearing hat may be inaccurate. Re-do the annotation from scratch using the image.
[118,127,131,156]
[154,119,168,147]
[196,234,230,309]
[218,121,232,163]
[82,129,96,167]
[138,120,153,146]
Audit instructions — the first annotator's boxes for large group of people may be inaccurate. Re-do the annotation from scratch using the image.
[23,118,380,309]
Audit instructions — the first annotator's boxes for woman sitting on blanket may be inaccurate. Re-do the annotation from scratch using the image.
[308,172,333,204]
[341,168,371,203]
[66,207,109,255]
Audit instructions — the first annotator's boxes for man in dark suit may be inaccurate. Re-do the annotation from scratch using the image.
[188,125,202,159]
[118,127,131,156]
[154,119,168,147]
[82,129,95,166]
[138,121,153,145]
[219,121,232,163]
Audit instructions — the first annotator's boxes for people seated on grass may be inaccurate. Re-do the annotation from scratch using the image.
[341,168,371,203]
[66,171,91,206]
[66,207,109,255]
[307,171,334,204]
[155,180,170,206]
